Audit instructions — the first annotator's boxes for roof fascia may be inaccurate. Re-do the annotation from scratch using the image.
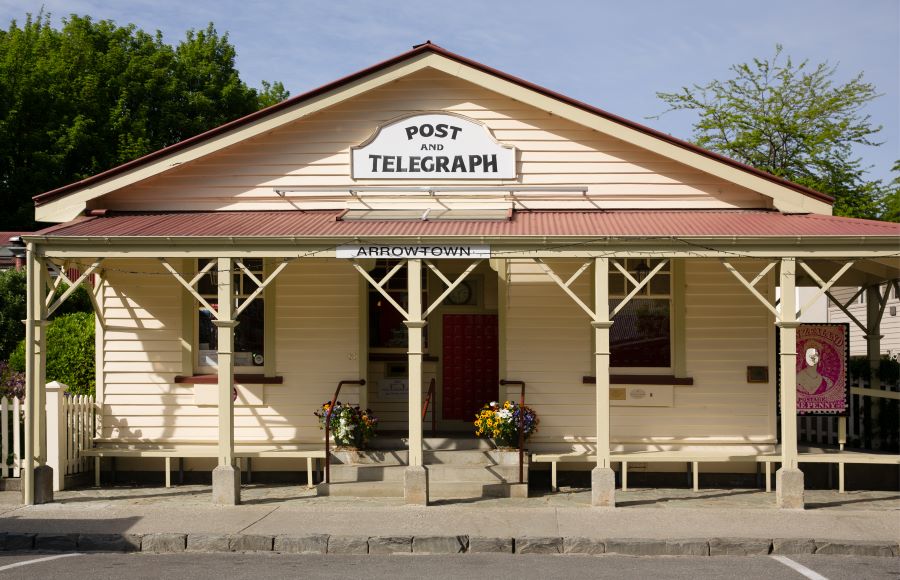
[35,53,435,223]
[419,55,832,215]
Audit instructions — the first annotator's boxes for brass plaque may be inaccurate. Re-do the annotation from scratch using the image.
[610,388,626,401]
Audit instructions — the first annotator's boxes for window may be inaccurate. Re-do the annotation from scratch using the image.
[608,259,671,368]
[197,258,266,369]
[368,259,428,349]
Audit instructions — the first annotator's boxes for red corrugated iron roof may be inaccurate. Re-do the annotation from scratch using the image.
[33,42,833,208]
[29,210,900,239]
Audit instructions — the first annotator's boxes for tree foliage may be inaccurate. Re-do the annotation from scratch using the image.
[0,267,94,361]
[10,311,96,395]
[655,46,888,219]
[0,13,289,229]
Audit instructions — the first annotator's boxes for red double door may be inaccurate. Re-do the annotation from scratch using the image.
[441,314,499,421]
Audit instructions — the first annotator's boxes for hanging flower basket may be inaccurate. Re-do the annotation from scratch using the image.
[314,401,378,449]
[474,400,538,449]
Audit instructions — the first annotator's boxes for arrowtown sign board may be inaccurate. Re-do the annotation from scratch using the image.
[336,245,491,259]
[351,113,516,179]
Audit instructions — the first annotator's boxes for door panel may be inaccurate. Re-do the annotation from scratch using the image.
[442,314,499,421]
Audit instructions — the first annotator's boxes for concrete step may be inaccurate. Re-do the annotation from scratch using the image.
[367,436,497,451]
[317,480,528,499]
[328,463,529,484]
[330,449,528,466]
[317,480,403,497]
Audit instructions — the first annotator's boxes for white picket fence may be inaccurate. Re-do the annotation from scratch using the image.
[0,382,95,489]
[1,395,23,478]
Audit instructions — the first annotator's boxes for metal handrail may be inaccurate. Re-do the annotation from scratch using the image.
[422,378,436,435]
[499,379,526,484]
[324,379,366,484]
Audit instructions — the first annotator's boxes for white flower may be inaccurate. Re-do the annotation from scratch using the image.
[497,409,512,421]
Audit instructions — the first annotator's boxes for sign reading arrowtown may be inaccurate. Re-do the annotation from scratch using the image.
[336,245,491,259]
[351,113,516,179]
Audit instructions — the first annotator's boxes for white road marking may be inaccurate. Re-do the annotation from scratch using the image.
[771,555,829,580]
[0,553,82,571]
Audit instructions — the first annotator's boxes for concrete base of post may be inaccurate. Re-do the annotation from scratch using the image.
[32,465,54,504]
[212,465,241,506]
[404,466,428,506]
[591,466,616,508]
[776,467,805,510]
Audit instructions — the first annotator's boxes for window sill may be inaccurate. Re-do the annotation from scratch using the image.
[175,374,284,385]
[582,375,693,386]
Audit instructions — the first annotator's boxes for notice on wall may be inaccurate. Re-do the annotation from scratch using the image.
[351,113,516,179]
[796,323,849,415]
[378,378,409,401]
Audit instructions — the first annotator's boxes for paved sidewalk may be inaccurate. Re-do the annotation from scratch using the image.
[0,485,897,556]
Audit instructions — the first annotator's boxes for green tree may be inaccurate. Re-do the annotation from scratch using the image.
[655,46,886,219]
[880,161,900,223]
[10,311,95,395]
[0,13,288,230]
[0,267,93,361]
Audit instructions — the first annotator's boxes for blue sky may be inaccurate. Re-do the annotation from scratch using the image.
[3,0,897,184]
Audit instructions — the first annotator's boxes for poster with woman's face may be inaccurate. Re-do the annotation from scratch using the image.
[796,324,848,415]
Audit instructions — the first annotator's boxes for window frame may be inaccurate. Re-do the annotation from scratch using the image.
[191,257,275,375]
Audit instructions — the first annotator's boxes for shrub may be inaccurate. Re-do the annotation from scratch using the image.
[9,311,95,396]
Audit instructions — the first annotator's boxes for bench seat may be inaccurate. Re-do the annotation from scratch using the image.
[83,442,325,488]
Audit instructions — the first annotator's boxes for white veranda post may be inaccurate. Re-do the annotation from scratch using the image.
[212,257,240,505]
[404,259,428,505]
[777,258,804,509]
[592,257,615,507]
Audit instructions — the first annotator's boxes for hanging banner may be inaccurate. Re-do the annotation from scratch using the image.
[796,323,849,415]
[351,113,516,179]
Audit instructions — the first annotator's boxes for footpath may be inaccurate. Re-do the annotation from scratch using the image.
[0,485,897,557]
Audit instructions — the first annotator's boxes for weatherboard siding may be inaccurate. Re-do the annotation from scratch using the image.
[100,69,768,212]
[503,258,775,449]
[99,259,359,447]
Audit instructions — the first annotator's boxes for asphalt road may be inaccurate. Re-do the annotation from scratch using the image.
[0,552,897,579]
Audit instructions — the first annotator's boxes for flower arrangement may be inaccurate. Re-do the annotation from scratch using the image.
[474,400,538,448]
[314,401,378,449]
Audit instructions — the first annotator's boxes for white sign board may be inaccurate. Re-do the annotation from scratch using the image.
[336,245,490,259]
[351,113,516,179]
[377,378,409,401]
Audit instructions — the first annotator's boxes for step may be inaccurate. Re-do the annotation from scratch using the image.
[330,448,529,466]
[327,463,529,484]
[316,480,528,499]
[367,436,497,451]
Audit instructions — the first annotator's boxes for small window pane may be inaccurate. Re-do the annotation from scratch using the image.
[609,298,670,367]
[649,274,670,296]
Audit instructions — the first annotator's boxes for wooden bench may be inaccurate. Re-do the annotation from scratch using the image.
[82,442,326,489]
[532,447,900,493]
[531,451,779,492]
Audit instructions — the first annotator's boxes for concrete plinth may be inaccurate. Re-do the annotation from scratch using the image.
[776,467,805,510]
[404,466,428,506]
[212,465,241,506]
[31,465,54,504]
[591,466,615,508]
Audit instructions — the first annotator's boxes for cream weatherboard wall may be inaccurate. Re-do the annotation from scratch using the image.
[97,258,360,470]
[98,69,771,212]
[504,258,775,453]
[827,285,900,357]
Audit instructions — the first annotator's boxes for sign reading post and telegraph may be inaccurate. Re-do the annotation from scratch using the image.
[351,113,516,179]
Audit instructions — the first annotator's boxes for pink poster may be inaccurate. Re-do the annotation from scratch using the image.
[796,324,848,415]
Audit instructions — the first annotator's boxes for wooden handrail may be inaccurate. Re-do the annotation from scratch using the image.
[422,378,436,435]
[324,379,366,484]
[499,379,526,484]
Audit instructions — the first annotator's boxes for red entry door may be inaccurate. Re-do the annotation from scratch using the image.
[442,314,499,421]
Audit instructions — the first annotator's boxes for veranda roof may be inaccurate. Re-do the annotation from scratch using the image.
[29,209,900,240]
